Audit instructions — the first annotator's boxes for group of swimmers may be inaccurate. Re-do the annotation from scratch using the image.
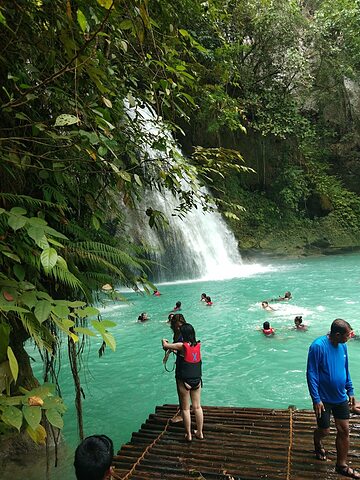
[200,293,213,305]
[262,315,307,336]
[138,292,215,323]
[261,291,307,336]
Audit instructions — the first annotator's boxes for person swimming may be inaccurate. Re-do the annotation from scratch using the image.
[205,296,213,306]
[200,293,207,302]
[137,312,149,322]
[262,321,275,336]
[261,301,274,311]
[173,301,182,311]
[294,315,307,330]
[153,289,161,296]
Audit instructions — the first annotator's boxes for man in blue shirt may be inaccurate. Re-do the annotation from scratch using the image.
[307,319,360,478]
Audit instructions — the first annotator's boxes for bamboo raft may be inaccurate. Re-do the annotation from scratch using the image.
[112,405,360,479]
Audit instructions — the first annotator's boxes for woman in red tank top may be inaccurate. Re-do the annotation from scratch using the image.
[162,323,204,442]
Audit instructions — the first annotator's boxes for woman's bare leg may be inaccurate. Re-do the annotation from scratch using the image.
[190,386,203,438]
[177,380,192,440]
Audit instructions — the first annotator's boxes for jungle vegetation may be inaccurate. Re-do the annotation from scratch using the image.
[1,0,360,452]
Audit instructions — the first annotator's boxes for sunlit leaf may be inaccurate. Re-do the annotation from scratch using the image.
[7,346,18,382]
[77,9,88,32]
[8,214,26,231]
[40,248,58,271]
[26,424,46,444]
[101,331,116,351]
[97,0,113,9]
[9,207,27,216]
[54,114,79,127]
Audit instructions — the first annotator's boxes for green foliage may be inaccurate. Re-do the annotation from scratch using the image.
[0,383,66,442]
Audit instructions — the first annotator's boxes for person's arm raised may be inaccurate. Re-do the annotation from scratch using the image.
[162,339,183,351]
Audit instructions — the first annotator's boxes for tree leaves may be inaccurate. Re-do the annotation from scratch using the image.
[54,114,79,127]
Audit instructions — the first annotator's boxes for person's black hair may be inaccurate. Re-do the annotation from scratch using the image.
[206,296,211,302]
[180,323,197,345]
[285,291,291,298]
[175,301,181,307]
[262,301,268,305]
[170,313,186,332]
[263,321,270,330]
[201,293,206,297]
[330,318,351,335]
[74,434,114,480]
[294,316,302,323]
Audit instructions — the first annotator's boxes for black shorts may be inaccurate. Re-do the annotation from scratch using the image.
[316,400,350,429]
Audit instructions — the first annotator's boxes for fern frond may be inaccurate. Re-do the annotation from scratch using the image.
[0,193,67,210]
[42,185,67,205]
[71,242,145,270]
[69,249,126,278]
[20,312,55,352]
[45,266,85,293]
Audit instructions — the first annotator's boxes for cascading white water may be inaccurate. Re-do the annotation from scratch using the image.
[125,101,271,282]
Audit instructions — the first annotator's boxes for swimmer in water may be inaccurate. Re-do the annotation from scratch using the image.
[173,301,182,312]
[262,321,275,336]
[294,315,307,331]
[153,289,161,296]
[261,301,274,311]
[137,312,149,322]
[200,293,207,302]
[205,296,213,306]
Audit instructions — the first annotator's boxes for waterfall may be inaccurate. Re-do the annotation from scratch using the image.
[124,101,269,283]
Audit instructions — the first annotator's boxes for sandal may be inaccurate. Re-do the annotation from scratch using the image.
[335,465,360,478]
[315,447,327,461]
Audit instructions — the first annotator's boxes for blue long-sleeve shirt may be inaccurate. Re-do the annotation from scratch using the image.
[306,335,354,404]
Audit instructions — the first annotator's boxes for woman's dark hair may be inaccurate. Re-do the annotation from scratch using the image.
[180,323,197,345]
[206,296,211,302]
[294,316,302,323]
[175,301,181,307]
[170,313,186,332]
[74,434,113,480]
[263,321,270,330]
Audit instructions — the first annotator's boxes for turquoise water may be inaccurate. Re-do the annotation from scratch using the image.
[6,253,360,479]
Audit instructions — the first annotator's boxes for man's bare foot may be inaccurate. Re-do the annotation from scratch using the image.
[314,442,327,461]
[184,433,192,442]
[194,429,204,440]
